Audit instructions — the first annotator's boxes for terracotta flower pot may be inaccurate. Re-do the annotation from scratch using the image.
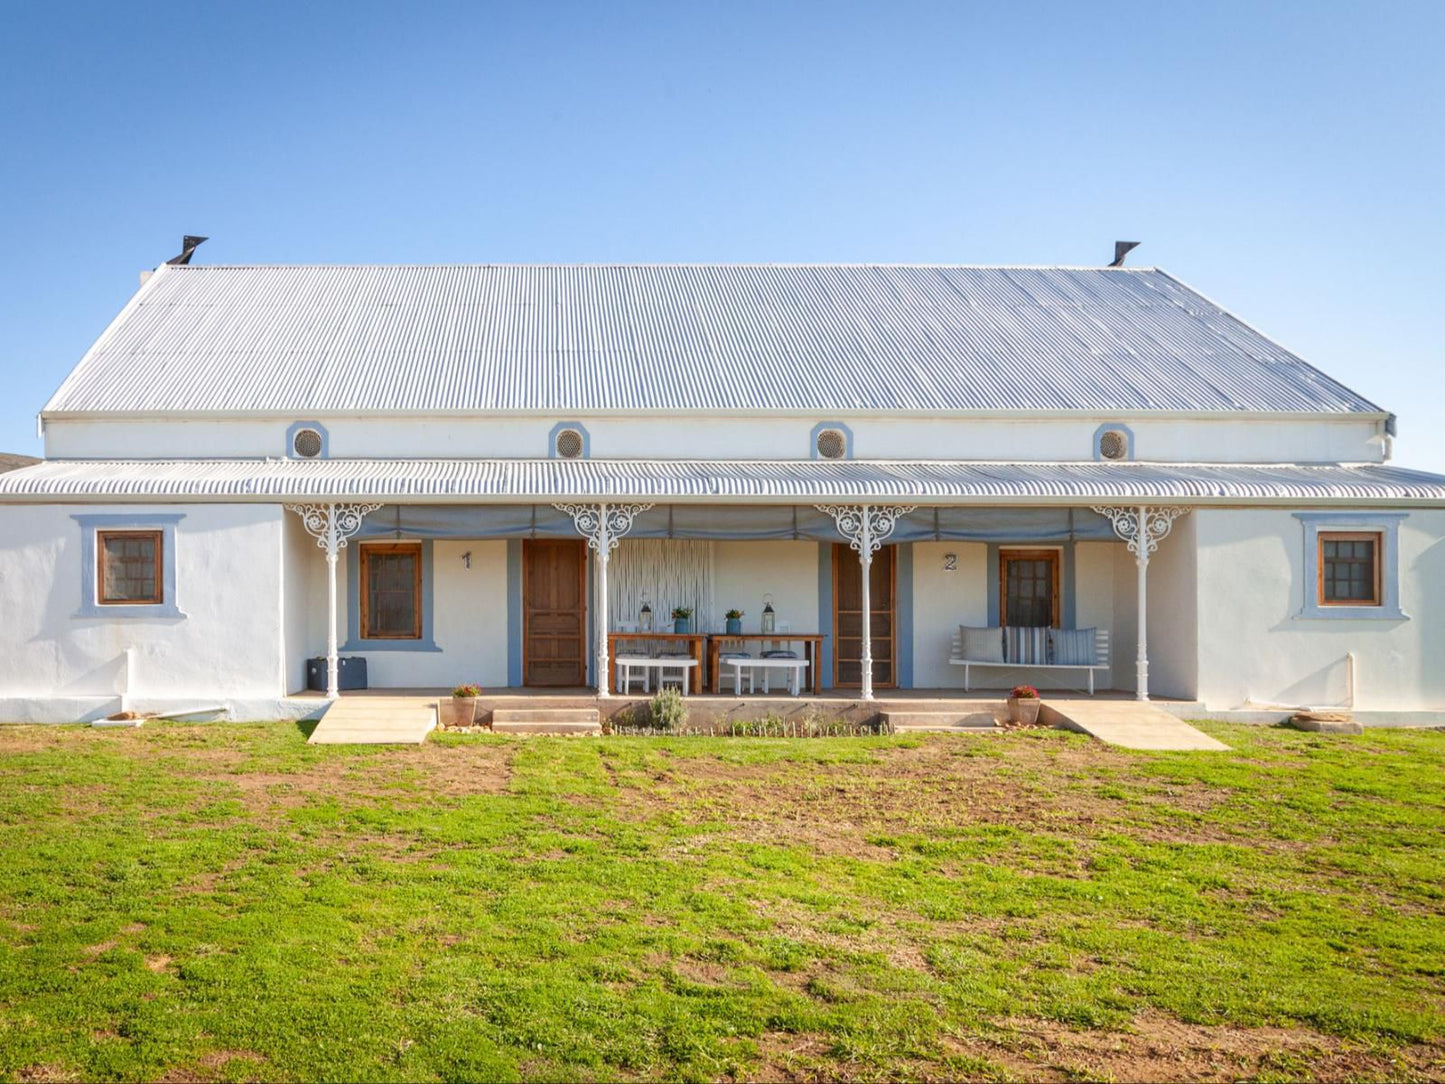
[1007,697,1042,725]
[438,697,477,729]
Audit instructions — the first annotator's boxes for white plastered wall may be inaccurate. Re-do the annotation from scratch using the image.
[1193,508,1445,711]
[0,503,286,709]
[327,539,510,690]
[280,511,318,695]
[711,541,819,636]
[910,542,987,687]
[1141,514,1200,700]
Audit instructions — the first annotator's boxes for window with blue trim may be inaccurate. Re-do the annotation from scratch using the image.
[360,543,422,640]
[98,531,163,604]
[72,514,186,619]
[1295,513,1407,621]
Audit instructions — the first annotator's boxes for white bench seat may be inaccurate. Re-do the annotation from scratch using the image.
[616,655,699,695]
[720,656,810,697]
[948,628,1110,694]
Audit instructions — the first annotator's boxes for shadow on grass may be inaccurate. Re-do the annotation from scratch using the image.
[293,718,320,741]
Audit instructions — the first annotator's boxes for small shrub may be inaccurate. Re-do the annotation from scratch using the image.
[724,608,744,620]
[671,606,693,620]
[1011,684,1039,700]
[649,687,688,730]
[451,683,483,697]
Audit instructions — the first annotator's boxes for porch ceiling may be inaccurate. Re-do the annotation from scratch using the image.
[2,457,1444,506]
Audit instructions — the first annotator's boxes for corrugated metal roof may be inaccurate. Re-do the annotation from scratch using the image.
[42,264,1382,417]
[2,458,1440,504]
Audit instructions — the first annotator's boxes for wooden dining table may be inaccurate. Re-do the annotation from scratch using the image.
[606,632,708,694]
[707,633,826,695]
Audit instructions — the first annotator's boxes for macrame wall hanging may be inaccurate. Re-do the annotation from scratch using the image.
[607,539,715,633]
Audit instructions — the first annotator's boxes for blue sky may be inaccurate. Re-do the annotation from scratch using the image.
[2,0,1441,467]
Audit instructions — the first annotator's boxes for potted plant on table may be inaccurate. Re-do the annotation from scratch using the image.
[724,608,745,635]
[672,606,693,634]
[1007,684,1041,725]
[440,683,482,729]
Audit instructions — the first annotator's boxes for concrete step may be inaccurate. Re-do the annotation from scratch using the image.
[883,707,1004,731]
[490,707,602,735]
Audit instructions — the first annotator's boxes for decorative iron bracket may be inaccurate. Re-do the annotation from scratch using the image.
[553,502,655,554]
[285,503,383,551]
[1091,505,1189,562]
[815,504,917,560]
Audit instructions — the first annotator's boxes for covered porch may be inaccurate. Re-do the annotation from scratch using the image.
[285,497,1193,705]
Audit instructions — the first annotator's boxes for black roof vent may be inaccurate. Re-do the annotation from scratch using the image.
[1108,241,1140,268]
[166,235,209,266]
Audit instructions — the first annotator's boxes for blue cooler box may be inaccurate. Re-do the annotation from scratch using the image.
[306,656,368,692]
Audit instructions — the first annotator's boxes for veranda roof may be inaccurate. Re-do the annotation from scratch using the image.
[43,264,1384,418]
[2,458,1443,506]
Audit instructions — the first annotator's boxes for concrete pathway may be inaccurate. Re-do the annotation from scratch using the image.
[308,696,437,745]
[1047,699,1228,751]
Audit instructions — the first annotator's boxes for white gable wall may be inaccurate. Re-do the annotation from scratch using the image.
[41,413,1387,465]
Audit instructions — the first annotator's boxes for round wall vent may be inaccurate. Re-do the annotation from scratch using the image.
[554,428,585,459]
[1097,429,1129,460]
[291,427,324,458]
[815,428,847,460]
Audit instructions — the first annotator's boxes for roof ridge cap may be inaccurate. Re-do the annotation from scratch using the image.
[169,262,1163,271]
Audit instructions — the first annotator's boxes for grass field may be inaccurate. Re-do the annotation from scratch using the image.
[0,720,1441,1082]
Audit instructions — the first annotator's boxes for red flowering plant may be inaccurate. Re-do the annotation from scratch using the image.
[451,683,483,698]
[1010,684,1040,700]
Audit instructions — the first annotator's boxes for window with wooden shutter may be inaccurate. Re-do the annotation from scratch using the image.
[97,531,163,604]
[360,543,422,639]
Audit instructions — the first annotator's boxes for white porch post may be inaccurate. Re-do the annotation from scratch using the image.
[596,504,611,695]
[816,504,915,701]
[1091,504,1188,702]
[286,503,382,700]
[859,509,874,701]
[554,502,654,697]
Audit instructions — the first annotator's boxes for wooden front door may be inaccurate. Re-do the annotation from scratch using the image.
[832,543,896,689]
[523,539,587,687]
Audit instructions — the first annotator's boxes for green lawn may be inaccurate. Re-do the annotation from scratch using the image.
[0,722,1442,1082]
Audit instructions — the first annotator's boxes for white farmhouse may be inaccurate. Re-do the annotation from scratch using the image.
[2,258,1442,725]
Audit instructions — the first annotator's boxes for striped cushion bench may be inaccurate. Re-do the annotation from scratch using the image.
[948,627,1111,694]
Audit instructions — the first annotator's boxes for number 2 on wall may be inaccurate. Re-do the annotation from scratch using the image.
[942,553,957,572]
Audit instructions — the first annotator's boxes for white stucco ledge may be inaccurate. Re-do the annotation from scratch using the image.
[0,697,329,725]
[1156,705,1445,729]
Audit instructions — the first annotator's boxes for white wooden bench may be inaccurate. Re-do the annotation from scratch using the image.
[720,656,810,697]
[949,628,1110,694]
[616,655,699,695]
